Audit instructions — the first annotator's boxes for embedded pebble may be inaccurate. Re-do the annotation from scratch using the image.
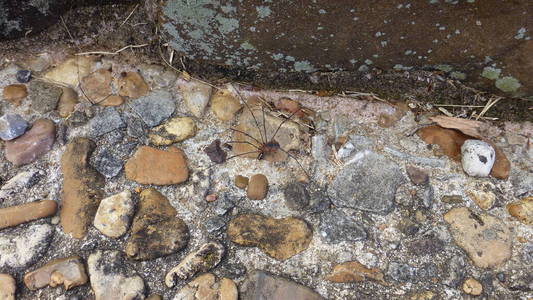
[247,174,268,200]
[0,169,41,200]
[172,273,238,300]
[125,146,189,185]
[283,182,310,210]
[240,270,323,300]
[234,175,249,189]
[165,241,225,287]
[94,191,134,238]
[0,113,28,140]
[2,84,27,105]
[0,274,15,300]
[16,69,32,83]
[467,187,496,210]
[117,71,149,99]
[325,261,385,284]
[61,138,105,239]
[444,207,512,268]
[462,278,483,296]
[126,189,189,260]
[406,165,429,185]
[89,107,125,136]
[319,208,367,244]
[91,148,124,178]
[461,139,495,177]
[177,77,212,117]
[80,68,114,103]
[138,63,177,88]
[43,57,96,87]
[204,139,227,163]
[0,224,54,270]
[24,256,87,290]
[28,80,62,113]
[328,151,404,215]
[506,196,533,225]
[5,119,55,166]
[210,88,242,121]
[128,89,175,127]
[0,200,57,229]
[149,116,197,145]
[57,87,78,117]
[87,250,145,300]
[227,214,312,260]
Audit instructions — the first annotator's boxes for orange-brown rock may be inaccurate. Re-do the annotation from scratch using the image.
[80,68,113,102]
[57,87,78,117]
[325,261,386,285]
[117,71,149,99]
[60,138,105,239]
[125,146,189,185]
[5,119,56,166]
[227,214,312,260]
[24,256,87,290]
[0,200,57,229]
[247,174,268,200]
[2,84,28,106]
[507,196,533,225]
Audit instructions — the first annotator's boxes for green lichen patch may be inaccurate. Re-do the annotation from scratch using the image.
[481,67,501,80]
[495,76,521,93]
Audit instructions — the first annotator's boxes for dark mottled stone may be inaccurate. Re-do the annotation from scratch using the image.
[204,139,227,164]
[89,107,125,136]
[91,149,123,178]
[319,208,367,244]
[283,182,309,210]
[128,90,175,127]
[16,70,32,83]
[29,81,62,113]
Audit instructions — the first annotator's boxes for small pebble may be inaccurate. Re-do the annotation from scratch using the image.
[94,191,134,238]
[461,140,495,177]
[406,165,429,185]
[211,88,242,121]
[247,174,269,200]
[0,114,29,141]
[206,194,217,202]
[234,175,249,189]
[462,278,482,296]
[16,70,32,83]
[205,139,227,163]
[2,84,28,106]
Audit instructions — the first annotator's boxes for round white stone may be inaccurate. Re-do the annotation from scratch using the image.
[461,140,495,177]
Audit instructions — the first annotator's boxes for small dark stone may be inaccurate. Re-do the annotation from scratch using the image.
[128,90,175,127]
[319,208,367,244]
[442,255,466,287]
[213,194,235,215]
[16,70,32,83]
[522,243,533,264]
[308,187,331,213]
[66,111,88,127]
[204,139,227,163]
[416,185,434,208]
[89,107,125,137]
[496,272,506,282]
[283,182,310,210]
[123,111,147,139]
[407,235,445,256]
[388,262,417,282]
[406,165,429,185]
[478,154,488,164]
[29,81,62,113]
[398,218,419,236]
[91,149,123,178]
[205,216,226,233]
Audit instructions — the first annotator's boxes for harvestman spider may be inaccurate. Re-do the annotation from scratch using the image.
[204,88,310,179]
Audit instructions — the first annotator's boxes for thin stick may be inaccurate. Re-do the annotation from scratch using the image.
[120,4,139,28]
[270,110,297,143]
[60,16,74,41]
[434,104,485,108]
[262,104,268,143]
[75,44,149,56]
[232,85,266,144]
[228,127,263,147]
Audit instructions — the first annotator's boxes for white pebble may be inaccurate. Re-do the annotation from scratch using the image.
[461,140,495,177]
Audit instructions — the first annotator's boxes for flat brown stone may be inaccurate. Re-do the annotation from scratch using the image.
[117,71,149,99]
[444,207,512,269]
[57,87,78,118]
[227,214,312,261]
[507,196,533,225]
[24,256,87,291]
[125,146,189,185]
[325,261,386,285]
[0,273,15,300]
[2,84,28,106]
[125,188,189,260]
[60,138,105,239]
[247,174,268,200]
[5,119,55,166]
[80,68,113,102]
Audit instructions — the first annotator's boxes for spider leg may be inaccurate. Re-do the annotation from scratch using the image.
[225,150,261,161]
[262,104,268,143]
[232,84,266,144]
[225,140,261,150]
[228,127,263,146]
[270,110,297,142]
[276,147,310,179]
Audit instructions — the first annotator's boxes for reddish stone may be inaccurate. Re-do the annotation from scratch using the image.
[5,119,55,166]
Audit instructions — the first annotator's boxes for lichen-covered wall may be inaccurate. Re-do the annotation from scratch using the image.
[159,0,533,97]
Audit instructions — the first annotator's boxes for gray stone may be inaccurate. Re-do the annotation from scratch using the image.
[308,186,331,213]
[311,134,328,162]
[328,151,404,214]
[387,262,437,283]
[87,250,145,300]
[283,182,309,210]
[213,195,235,215]
[442,255,467,287]
[89,107,125,136]
[123,111,147,139]
[0,170,42,200]
[522,243,533,264]
[417,185,434,208]
[461,139,496,177]
[240,270,324,300]
[319,208,367,244]
[138,63,177,89]
[128,90,175,127]
[205,216,226,233]
[177,78,212,118]
[384,147,446,168]
[90,149,123,178]
[510,169,533,197]
[0,114,28,141]
[29,81,62,113]
[0,224,54,270]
